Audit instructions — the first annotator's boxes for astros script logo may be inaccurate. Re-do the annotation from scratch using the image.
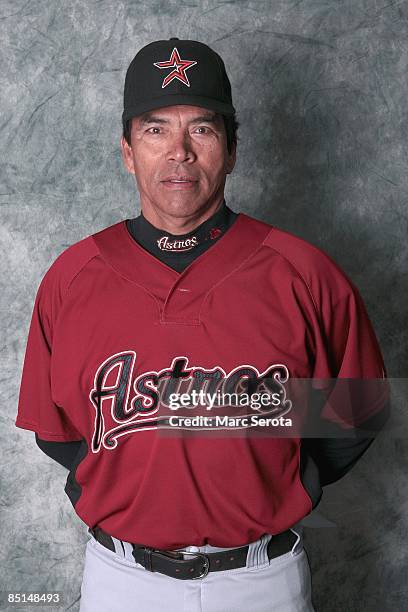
[153,47,198,88]
[157,235,198,252]
[89,352,292,453]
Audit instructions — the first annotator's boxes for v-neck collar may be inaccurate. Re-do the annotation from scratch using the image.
[92,213,272,325]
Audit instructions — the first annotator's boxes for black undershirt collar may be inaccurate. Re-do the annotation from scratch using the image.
[126,199,238,273]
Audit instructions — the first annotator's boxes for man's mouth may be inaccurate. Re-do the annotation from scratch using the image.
[162,177,198,188]
[162,176,197,181]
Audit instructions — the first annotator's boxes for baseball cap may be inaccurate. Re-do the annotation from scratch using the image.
[122,37,235,126]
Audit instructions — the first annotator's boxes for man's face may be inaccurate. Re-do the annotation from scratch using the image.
[120,105,236,219]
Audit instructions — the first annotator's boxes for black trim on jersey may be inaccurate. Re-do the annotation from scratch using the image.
[301,400,390,488]
[126,199,239,272]
[299,443,323,509]
[35,433,82,471]
[64,439,89,508]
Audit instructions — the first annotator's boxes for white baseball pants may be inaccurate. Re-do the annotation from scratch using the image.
[79,523,316,611]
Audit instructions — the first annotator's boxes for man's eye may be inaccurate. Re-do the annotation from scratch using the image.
[194,126,211,134]
[147,127,161,134]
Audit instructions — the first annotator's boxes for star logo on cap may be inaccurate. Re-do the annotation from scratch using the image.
[153,47,198,88]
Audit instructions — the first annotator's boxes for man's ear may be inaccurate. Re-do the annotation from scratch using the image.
[120,135,135,175]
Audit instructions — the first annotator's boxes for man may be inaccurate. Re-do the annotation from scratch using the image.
[15,38,390,611]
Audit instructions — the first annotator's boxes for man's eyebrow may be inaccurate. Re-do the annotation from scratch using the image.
[138,113,219,126]
[189,114,219,124]
[139,115,168,125]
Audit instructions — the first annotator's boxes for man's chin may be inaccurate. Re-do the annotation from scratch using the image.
[155,195,205,216]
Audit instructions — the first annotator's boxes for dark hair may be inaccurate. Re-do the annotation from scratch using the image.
[122,113,239,154]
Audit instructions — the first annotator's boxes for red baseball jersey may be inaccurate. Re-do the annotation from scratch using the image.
[15,213,389,549]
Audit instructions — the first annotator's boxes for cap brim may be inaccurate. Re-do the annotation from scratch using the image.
[122,94,236,123]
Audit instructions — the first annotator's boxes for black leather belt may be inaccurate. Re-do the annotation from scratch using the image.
[88,526,298,580]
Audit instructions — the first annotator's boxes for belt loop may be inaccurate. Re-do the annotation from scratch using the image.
[289,522,304,556]
[144,547,154,571]
[110,535,127,558]
[245,534,272,569]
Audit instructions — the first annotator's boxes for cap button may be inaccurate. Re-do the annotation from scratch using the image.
[169,37,179,40]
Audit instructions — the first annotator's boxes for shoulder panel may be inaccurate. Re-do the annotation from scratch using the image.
[262,225,358,310]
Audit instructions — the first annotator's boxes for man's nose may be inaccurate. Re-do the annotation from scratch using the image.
[166,131,196,162]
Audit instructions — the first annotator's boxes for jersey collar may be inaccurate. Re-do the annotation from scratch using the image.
[126,199,238,268]
[92,212,272,325]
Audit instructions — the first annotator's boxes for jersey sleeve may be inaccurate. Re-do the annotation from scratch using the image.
[311,279,390,428]
[303,280,391,486]
[15,270,82,442]
[262,226,390,485]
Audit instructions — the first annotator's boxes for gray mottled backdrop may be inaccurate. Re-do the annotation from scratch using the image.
[2,1,407,611]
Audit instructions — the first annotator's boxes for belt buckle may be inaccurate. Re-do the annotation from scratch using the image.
[176,550,210,579]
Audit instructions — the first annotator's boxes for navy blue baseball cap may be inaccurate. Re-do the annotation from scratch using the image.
[122,37,235,125]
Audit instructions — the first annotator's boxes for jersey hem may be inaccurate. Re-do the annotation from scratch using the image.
[15,418,82,442]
